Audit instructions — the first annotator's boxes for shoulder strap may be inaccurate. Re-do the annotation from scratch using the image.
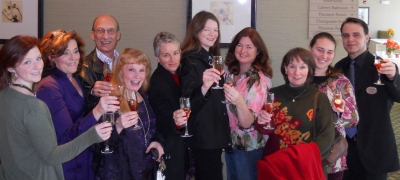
[312,92,320,141]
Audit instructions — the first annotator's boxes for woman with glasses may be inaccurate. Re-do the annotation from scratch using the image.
[36,30,120,180]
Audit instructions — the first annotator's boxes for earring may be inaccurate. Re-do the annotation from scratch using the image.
[10,71,15,78]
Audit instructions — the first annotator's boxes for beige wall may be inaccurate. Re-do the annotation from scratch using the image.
[18,0,400,86]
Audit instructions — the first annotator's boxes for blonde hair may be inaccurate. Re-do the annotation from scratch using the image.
[111,48,151,113]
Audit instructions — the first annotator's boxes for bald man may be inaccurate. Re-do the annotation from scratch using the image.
[80,14,121,114]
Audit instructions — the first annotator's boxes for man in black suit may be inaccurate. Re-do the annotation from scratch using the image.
[148,32,190,180]
[335,17,400,180]
[80,14,121,113]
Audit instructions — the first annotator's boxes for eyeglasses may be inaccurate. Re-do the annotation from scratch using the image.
[93,28,117,35]
[50,30,76,39]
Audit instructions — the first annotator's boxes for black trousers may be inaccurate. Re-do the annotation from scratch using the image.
[193,148,223,180]
[343,136,388,180]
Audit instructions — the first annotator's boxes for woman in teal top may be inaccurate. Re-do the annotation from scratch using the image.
[0,35,112,180]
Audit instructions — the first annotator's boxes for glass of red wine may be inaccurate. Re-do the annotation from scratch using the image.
[103,62,113,82]
[126,90,142,130]
[374,54,385,85]
[263,92,275,130]
[222,73,234,104]
[211,56,224,89]
[180,97,192,137]
[333,88,344,124]
[101,112,115,154]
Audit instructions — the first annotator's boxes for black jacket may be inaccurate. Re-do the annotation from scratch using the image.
[335,50,400,173]
[79,49,104,114]
[179,48,231,149]
[148,63,186,180]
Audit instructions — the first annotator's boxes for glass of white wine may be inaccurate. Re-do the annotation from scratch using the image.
[180,97,192,137]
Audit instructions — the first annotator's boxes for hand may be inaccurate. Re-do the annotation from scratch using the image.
[95,96,120,115]
[257,110,272,125]
[92,81,114,97]
[223,84,242,105]
[379,59,396,79]
[202,68,223,90]
[332,99,346,113]
[94,122,113,141]
[146,141,164,162]
[116,111,138,129]
[173,109,188,126]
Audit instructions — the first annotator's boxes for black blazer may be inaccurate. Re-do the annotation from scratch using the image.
[335,51,400,173]
[179,48,231,149]
[148,63,186,180]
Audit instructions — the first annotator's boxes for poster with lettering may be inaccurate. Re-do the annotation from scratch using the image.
[309,0,358,39]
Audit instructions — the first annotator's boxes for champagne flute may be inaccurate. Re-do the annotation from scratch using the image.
[101,112,115,154]
[103,62,113,82]
[222,73,234,104]
[110,85,123,107]
[126,90,142,130]
[263,92,275,130]
[374,54,385,85]
[211,56,224,89]
[333,88,343,124]
[180,97,192,137]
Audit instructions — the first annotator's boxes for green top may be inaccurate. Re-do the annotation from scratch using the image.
[0,87,103,180]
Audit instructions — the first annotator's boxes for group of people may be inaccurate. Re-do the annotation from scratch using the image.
[0,10,399,180]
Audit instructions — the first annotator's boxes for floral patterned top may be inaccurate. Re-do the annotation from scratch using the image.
[227,68,272,151]
[313,74,359,173]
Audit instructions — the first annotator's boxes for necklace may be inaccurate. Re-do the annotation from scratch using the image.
[11,83,36,96]
[138,94,151,146]
[290,85,309,102]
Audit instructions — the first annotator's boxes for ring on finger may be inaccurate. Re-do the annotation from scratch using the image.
[107,105,110,109]
[98,90,101,94]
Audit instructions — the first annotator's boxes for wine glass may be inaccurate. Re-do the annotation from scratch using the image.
[222,73,234,104]
[103,62,113,82]
[180,97,192,137]
[101,112,115,154]
[263,92,275,130]
[374,54,385,85]
[211,56,224,89]
[110,85,123,108]
[126,90,142,130]
[333,88,343,124]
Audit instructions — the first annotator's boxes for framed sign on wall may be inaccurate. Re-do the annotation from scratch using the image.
[358,7,369,25]
[0,0,43,44]
[187,0,257,48]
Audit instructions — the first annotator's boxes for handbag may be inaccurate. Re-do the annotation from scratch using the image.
[312,92,348,166]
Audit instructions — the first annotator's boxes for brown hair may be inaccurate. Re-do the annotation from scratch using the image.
[281,47,316,84]
[181,11,220,56]
[0,36,40,90]
[309,32,341,76]
[40,29,85,77]
[225,27,273,78]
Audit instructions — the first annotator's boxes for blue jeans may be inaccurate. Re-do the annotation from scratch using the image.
[225,148,263,180]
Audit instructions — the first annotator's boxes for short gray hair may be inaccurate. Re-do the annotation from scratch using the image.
[153,32,180,57]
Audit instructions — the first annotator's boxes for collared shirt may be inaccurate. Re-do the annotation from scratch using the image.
[95,48,119,63]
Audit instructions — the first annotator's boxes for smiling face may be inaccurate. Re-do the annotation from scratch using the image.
[285,57,309,87]
[198,19,219,51]
[51,40,80,76]
[122,63,146,91]
[235,36,258,70]
[91,15,121,58]
[341,22,370,59]
[156,42,181,74]
[8,47,43,86]
[309,37,335,74]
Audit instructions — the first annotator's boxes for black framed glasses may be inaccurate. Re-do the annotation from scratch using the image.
[93,28,117,35]
[50,30,76,39]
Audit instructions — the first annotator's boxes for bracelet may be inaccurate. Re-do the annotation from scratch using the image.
[90,88,94,95]
[249,109,258,121]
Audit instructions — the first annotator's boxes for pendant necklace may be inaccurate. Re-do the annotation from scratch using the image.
[11,83,36,97]
[291,85,309,102]
[138,98,150,146]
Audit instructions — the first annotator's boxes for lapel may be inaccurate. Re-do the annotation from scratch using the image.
[155,63,181,98]
[355,52,375,94]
